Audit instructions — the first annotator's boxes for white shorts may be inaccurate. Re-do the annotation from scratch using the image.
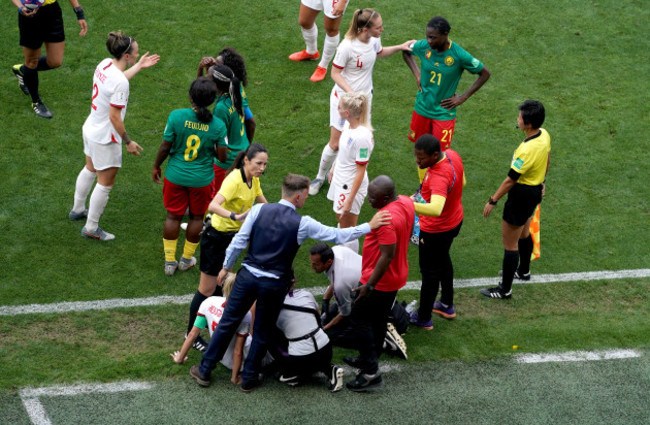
[83,135,122,170]
[327,179,368,216]
[329,87,373,131]
[301,0,349,19]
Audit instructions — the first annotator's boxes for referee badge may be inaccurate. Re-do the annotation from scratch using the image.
[445,56,454,66]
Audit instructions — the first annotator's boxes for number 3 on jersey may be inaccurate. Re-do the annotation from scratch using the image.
[184,135,201,161]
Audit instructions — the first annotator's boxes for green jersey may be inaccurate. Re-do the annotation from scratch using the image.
[163,108,227,187]
[409,39,484,120]
[214,94,249,169]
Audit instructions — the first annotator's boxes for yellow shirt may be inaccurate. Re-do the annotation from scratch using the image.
[511,128,551,186]
[44,0,57,6]
[210,168,263,232]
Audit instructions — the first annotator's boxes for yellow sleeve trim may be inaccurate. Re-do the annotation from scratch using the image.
[414,195,446,217]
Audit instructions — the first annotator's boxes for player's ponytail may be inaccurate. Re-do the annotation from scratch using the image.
[210,64,243,117]
[345,8,378,40]
[106,31,133,60]
[189,77,217,124]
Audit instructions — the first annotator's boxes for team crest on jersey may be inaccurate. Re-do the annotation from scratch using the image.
[409,130,416,139]
[445,56,454,66]
[425,50,431,59]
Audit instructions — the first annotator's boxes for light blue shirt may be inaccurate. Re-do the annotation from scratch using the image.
[223,199,371,278]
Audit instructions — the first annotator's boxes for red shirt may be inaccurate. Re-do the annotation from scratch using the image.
[361,195,415,291]
[420,149,464,233]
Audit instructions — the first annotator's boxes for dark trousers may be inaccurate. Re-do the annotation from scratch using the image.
[280,343,333,379]
[417,221,462,321]
[326,288,397,375]
[199,267,288,385]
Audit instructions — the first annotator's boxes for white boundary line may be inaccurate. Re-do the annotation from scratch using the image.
[1,268,649,317]
[19,381,154,425]
[516,349,642,364]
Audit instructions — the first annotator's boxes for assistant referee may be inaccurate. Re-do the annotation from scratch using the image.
[481,100,551,299]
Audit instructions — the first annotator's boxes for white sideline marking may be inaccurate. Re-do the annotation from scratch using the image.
[19,381,154,425]
[516,349,642,364]
[1,268,649,317]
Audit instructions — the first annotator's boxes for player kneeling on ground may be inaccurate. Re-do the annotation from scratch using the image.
[271,282,344,392]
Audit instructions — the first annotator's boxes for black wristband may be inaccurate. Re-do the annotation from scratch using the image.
[229,211,236,221]
[488,196,498,205]
[74,6,85,20]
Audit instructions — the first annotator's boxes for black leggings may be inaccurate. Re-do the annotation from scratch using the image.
[417,221,462,321]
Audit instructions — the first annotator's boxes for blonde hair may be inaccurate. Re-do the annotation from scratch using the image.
[345,8,379,40]
[222,272,237,298]
[339,92,373,131]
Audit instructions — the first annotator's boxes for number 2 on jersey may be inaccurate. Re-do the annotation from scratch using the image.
[429,71,442,85]
[91,84,99,110]
[184,135,201,161]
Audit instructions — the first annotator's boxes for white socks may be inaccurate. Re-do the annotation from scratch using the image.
[85,184,112,232]
[302,25,318,55]
[316,144,338,180]
[319,33,340,69]
[72,167,96,213]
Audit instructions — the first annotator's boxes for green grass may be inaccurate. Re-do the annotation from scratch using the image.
[0,0,649,416]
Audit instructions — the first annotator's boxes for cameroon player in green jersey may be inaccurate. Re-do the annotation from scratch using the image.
[403,16,490,182]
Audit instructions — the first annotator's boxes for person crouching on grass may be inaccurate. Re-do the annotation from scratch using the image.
[172,272,251,386]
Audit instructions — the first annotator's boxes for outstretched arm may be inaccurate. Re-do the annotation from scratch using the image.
[377,40,416,58]
[124,51,160,80]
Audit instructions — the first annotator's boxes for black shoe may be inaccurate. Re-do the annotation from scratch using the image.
[346,373,383,392]
[189,365,210,387]
[498,269,531,281]
[240,379,262,393]
[328,365,344,392]
[480,285,512,299]
[186,333,208,352]
[12,64,29,95]
[343,356,364,369]
[32,101,53,119]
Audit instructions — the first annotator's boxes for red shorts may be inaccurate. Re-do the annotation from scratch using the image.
[163,178,212,216]
[209,164,228,199]
[408,111,456,151]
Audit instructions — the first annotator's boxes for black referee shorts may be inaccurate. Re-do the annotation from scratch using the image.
[502,183,542,226]
[199,227,236,276]
[18,2,65,49]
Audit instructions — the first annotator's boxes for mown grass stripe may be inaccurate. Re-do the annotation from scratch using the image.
[2,268,649,317]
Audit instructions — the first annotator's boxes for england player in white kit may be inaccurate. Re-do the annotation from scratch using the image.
[69,31,159,241]
[172,273,257,386]
[309,8,414,196]
[326,92,373,252]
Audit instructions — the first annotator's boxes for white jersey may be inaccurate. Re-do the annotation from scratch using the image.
[196,296,251,370]
[331,124,374,189]
[276,290,329,356]
[82,58,129,145]
[325,245,362,317]
[332,36,383,97]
